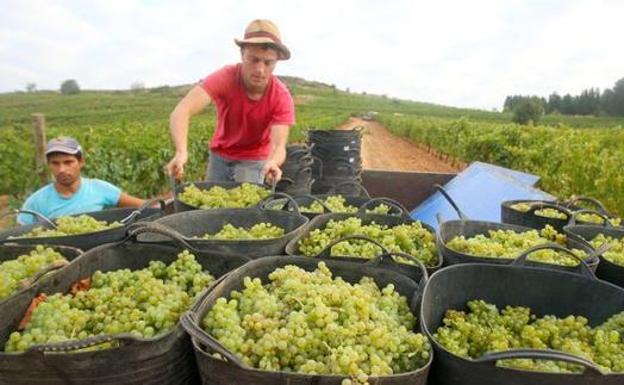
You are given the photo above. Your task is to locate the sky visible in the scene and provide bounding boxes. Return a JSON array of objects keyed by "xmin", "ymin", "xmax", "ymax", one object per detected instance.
[{"xmin": 1, "ymin": 0, "xmax": 623, "ymax": 110}]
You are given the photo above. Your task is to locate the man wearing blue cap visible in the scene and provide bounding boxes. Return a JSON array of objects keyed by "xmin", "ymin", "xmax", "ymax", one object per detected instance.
[{"xmin": 17, "ymin": 136, "xmax": 145, "ymax": 224}]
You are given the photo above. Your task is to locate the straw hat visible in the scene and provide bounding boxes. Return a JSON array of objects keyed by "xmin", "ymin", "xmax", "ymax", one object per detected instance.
[{"xmin": 234, "ymin": 19, "xmax": 291, "ymax": 60}]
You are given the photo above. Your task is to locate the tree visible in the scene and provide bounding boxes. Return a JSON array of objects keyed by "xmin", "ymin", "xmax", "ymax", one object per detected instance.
[
  {"xmin": 610, "ymin": 77, "xmax": 624, "ymax": 116},
  {"xmin": 512, "ymin": 98, "xmax": 544, "ymax": 125},
  {"xmin": 130, "ymin": 81, "xmax": 145, "ymax": 91},
  {"xmin": 561, "ymin": 94, "xmax": 574, "ymax": 115},
  {"xmin": 26, "ymin": 83, "xmax": 37, "ymax": 93},
  {"xmin": 60, "ymin": 79, "xmax": 80, "ymax": 95},
  {"xmin": 547, "ymin": 92, "xmax": 561, "ymax": 114}
]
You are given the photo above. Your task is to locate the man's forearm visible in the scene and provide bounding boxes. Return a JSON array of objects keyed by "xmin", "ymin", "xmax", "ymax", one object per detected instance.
[
  {"xmin": 169, "ymin": 109, "xmax": 189, "ymax": 155},
  {"xmin": 267, "ymin": 145, "xmax": 286, "ymax": 166},
  {"xmin": 266, "ymin": 125, "xmax": 289, "ymax": 165}
]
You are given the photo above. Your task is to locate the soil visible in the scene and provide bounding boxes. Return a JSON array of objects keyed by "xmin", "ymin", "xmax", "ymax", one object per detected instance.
[{"xmin": 338, "ymin": 118, "xmax": 465, "ymax": 172}]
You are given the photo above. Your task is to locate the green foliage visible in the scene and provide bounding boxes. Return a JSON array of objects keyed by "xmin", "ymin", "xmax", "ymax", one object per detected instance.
[
  {"xmin": 379, "ymin": 114, "xmax": 624, "ymax": 215},
  {"xmin": 2, "ymin": 79, "xmax": 624, "ymax": 215},
  {"xmin": 512, "ymin": 98, "xmax": 544, "ymax": 125},
  {"xmin": 60, "ymin": 79, "xmax": 80, "ymax": 95}
]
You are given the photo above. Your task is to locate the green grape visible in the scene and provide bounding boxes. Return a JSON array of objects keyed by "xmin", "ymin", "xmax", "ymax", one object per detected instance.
[
  {"xmin": 446, "ymin": 225, "xmax": 585, "ymax": 266},
  {"xmin": 299, "ymin": 196, "xmax": 397, "ymax": 217},
  {"xmin": 13, "ymin": 215, "xmax": 122, "ymax": 238},
  {"xmin": 4, "ymin": 250, "xmax": 214, "ymax": 353},
  {"xmin": 200, "ymin": 223, "xmax": 285, "ymax": 240},
  {"xmin": 0, "ymin": 245, "xmax": 68, "ymax": 301},
  {"xmin": 300, "ymin": 195, "xmax": 357, "ymax": 214},
  {"xmin": 297, "ymin": 217, "xmax": 438, "ymax": 267},
  {"xmin": 589, "ymin": 234, "xmax": 624, "ymax": 266},
  {"xmin": 202, "ymin": 262, "xmax": 431, "ymax": 380},
  {"xmin": 178, "ymin": 183, "xmax": 270, "ymax": 209},
  {"xmin": 575, "ymin": 213, "xmax": 622, "ymax": 227},
  {"xmin": 511, "ymin": 203, "xmax": 568, "ymax": 220},
  {"xmin": 434, "ymin": 299, "xmax": 624, "ymax": 374},
  {"xmin": 365, "ymin": 204, "xmax": 392, "ymax": 215}
]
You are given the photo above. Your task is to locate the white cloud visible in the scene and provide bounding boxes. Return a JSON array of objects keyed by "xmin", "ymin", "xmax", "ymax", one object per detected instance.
[{"xmin": 1, "ymin": 0, "xmax": 623, "ymax": 109}]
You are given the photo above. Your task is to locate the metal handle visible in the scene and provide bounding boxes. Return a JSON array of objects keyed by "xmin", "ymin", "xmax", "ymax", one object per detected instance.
[
  {"xmin": 286, "ymin": 148, "xmax": 311, "ymax": 159},
  {"xmin": 26, "ymin": 333, "xmax": 141, "ymax": 353},
  {"xmin": 434, "ymin": 184, "xmax": 468, "ymax": 220},
  {"xmin": 511, "ymin": 243, "xmax": 596, "ymax": 279},
  {"xmin": 525, "ymin": 202, "xmax": 572, "ymax": 218},
  {"xmin": 314, "ymin": 234, "xmax": 389, "ymax": 258},
  {"xmin": 358, "ymin": 197, "xmax": 410, "ymax": 217},
  {"xmin": 124, "ymin": 222, "xmax": 197, "ymax": 251},
  {"xmin": 18, "ymin": 260, "xmax": 69, "ymax": 289},
  {"xmin": 568, "ymin": 209, "xmax": 613, "ymax": 227},
  {"xmin": 1, "ymin": 209, "xmax": 57, "ymax": 228},
  {"xmin": 119, "ymin": 199, "xmax": 167, "ymax": 225},
  {"xmin": 367, "ymin": 251, "xmax": 429, "ymax": 282},
  {"xmin": 563, "ymin": 196, "xmax": 609, "ymax": 215},
  {"xmin": 180, "ymin": 312, "xmax": 245, "ymax": 368},
  {"xmin": 327, "ymin": 181, "xmax": 370, "ymax": 198},
  {"xmin": 256, "ymin": 192, "xmax": 301, "ymax": 215},
  {"xmin": 169, "ymin": 175, "xmax": 180, "ymax": 199},
  {"xmin": 474, "ymin": 348, "xmax": 604, "ymax": 375}
]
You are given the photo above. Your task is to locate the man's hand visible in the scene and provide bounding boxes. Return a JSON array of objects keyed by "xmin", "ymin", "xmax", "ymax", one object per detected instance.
[
  {"xmin": 166, "ymin": 152, "xmax": 188, "ymax": 180},
  {"xmin": 262, "ymin": 160, "xmax": 282, "ymax": 185}
]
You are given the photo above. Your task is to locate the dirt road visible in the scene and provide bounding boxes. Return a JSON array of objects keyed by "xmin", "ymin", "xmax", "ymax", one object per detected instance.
[{"xmin": 339, "ymin": 118, "xmax": 463, "ymax": 173}]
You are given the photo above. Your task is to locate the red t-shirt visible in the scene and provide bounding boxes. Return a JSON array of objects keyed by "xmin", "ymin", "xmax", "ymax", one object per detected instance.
[{"xmin": 200, "ymin": 64, "xmax": 295, "ymax": 160}]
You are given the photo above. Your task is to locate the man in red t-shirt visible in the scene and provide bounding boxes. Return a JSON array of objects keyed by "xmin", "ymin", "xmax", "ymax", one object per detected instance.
[{"xmin": 166, "ymin": 19, "xmax": 295, "ymax": 185}]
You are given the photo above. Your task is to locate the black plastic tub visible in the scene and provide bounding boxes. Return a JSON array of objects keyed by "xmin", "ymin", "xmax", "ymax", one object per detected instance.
[
  {"xmin": 181, "ymin": 255, "xmax": 432, "ymax": 385},
  {"xmin": 564, "ymin": 218, "xmax": 624, "ymax": 287},
  {"xmin": 501, "ymin": 200, "xmax": 571, "ymax": 232},
  {"xmin": 269, "ymin": 194, "xmax": 409, "ymax": 220},
  {"xmin": 0, "ymin": 201, "xmax": 166, "ymax": 250},
  {"xmin": 501, "ymin": 197, "xmax": 621, "ymax": 232},
  {"xmin": 0, "ymin": 225, "xmax": 250, "ymax": 385},
  {"xmin": 144, "ymin": 203, "xmax": 309, "ymax": 258},
  {"xmin": 421, "ymin": 246, "xmax": 624, "ymax": 385},
  {"xmin": 0, "ymin": 244, "xmax": 82, "ymax": 309},
  {"xmin": 285, "ymin": 212, "xmax": 442, "ymax": 273},
  {"xmin": 437, "ymin": 186, "xmax": 599, "ymax": 273}
]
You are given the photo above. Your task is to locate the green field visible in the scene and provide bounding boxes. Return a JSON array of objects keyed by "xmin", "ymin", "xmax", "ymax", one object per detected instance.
[{"xmin": 1, "ymin": 77, "xmax": 623, "ymax": 215}]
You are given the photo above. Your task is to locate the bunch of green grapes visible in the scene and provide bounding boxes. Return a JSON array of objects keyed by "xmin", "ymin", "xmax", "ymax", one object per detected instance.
[
  {"xmin": 0, "ymin": 246, "xmax": 67, "ymax": 301},
  {"xmin": 510, "ymin": 203, "xmax": 568, "ymax": 220},
  {"xmin": 4, "ymin": 250, "xmax": 214, "ymax": 352},
  {"xmin": 203, "ymin": 262, "xmax": 431, "ymax": 384},
  {"xmin": 297, "ymin": 217, "xmax": 438, "ymax": 266},
  {"xmin": 434, "ymin": 299, "xmax": 624, "ymax": 374},
  {"xmin": 365, "ymin": 204, "xmax": 393, "ymax": 215},
  {"xmin": 300, "ymin": 195, "xmax": 358, "ymax": 214},
  {"xmin": 14, "ymin": 215, "xmax": 122, "ymax": 238},
  {"xmin": 299, "ymin": 196, "xmax": 395, "ymax": 216},
  {"xmin": 590, "ymin": 234, "xmax": 624, "ymax": 266},
  {"xmin": 575, "ymin": 213, "xmax": 622, "ymax": 227},
  {"xmin": 446, "ymin": 225, "xmax": 586, "ymax": 266},
  {"xmin": 200, "ymin": 223, "xmax": 285, "ymax": 240},
  {"xmin": 178, "ymin": 183, "xmax": 270, "ymax": 209}
]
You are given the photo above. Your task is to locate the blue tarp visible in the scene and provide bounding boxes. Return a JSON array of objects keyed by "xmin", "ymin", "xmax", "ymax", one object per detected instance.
[{"xmin": 410, "ymin": 162, "xmax": 555, "ymax": 230}]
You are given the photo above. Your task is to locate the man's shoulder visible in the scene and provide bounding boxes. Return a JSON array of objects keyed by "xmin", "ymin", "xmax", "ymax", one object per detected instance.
[
  {"xmin": 208, "ymin": 64, "xmax": 239, "ymax": 82},
  {"xmin": 27, "ymin": 184, "xmax": 55, "ymax": 200},
  {"xmin": 83, "ymin": 178, "xmax": 120, "ymax": 190},
  {"xmin": 272, "ymin": 76, "xmax": 292, "ymax": 96}
]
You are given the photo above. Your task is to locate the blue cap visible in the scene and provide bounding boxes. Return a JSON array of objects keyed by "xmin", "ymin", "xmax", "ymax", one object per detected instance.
[{"xmin": 45, "ymin": 137, "xmax": 82, "ymax": 156}]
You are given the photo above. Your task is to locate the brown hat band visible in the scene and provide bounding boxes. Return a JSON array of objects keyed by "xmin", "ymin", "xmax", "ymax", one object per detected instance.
[{"xmin": 244, "ymin": 31, "xmax": 282, "ymax": 44}]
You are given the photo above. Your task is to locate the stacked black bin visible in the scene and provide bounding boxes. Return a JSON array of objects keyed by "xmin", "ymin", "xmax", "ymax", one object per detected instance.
[
  {"xmin": 276, "ymin": 144, "xmax": 314, "ymax": 196},
  {"xmin": 308, "ymin": 128, "xmax": 363, "ymax": 195}
]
